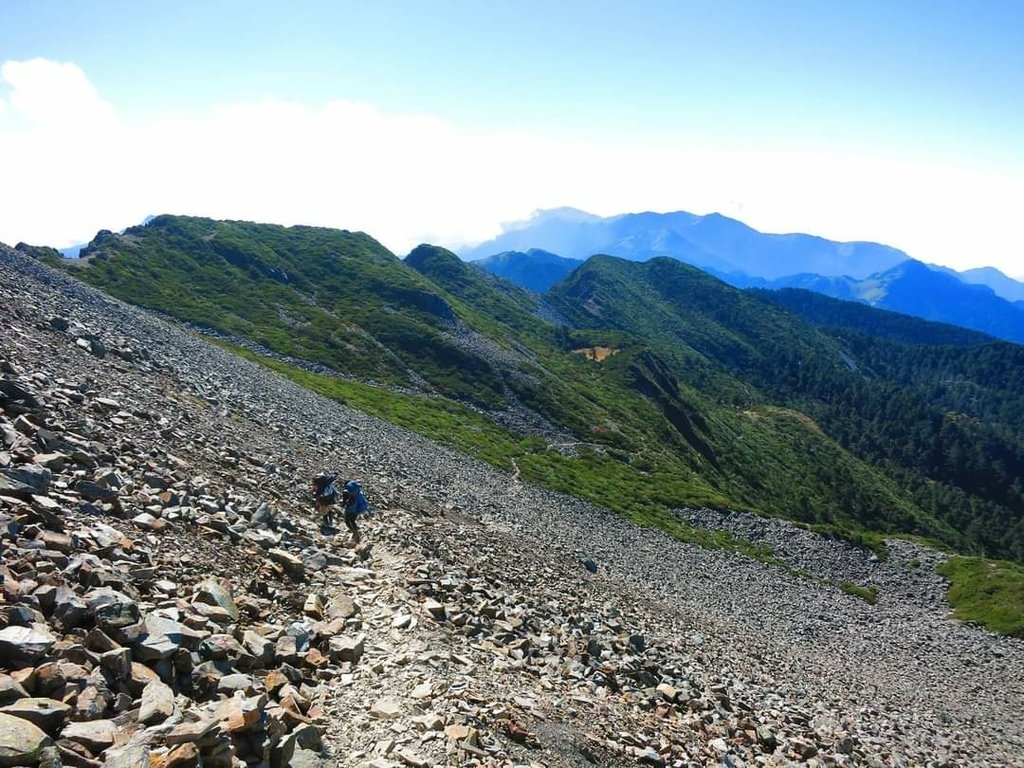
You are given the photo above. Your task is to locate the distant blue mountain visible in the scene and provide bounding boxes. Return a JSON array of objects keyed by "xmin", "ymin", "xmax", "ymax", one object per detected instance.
[
  {"xmin": 756, "ymin": 260, "xmax": 1024, "ymax": 344},
  {"xmin": 462, "ymin": 207, "xmax": 909, "ymax": 279},
  {"xmin": 955, "ymin": 266, "xmax": 1024, "ymax": 303},
  {"xmin": 471, "ymin": 249, "xmax": 581, "ymax": 292}
]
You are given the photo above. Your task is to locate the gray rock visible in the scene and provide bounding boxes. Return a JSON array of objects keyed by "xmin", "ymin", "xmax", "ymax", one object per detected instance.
[
  {"xmin": 0, "ymin": 465, "xmax": 50, "ymax": 493},
  {"xmin": 370, "ymin": 697, "xmax": 403, "ymax": 720},
  {"xmin": 193, "ymin": 578, "xmax": 239, "ymax": 621},
  {"xmin": 216, "ymin": 673, "xmax": 256, "ymax": 695},
  {"xmin": 0, "ymin": 698, "xmax": 71, "ymax": 737},
  {"xmin": 0, "ymin": 712, "xmax": 52, "ymax": 767},
  {"xmin": 0, "ymin": 676, "xmax": 29, "ymax": 706},
  {"xmin": 199, "ymin": 634, "xmax": 243, "ymax": 661},
  {"xmin": 101, "ymin": 745, "xmax": 151, "ymax": 768},
  {"xmin": 51, "ymin": 590, "xmax": 88, "ymax": 631},
  {"xmin": 138, "ymin": 679, "xmax": 175, "ymax": 725},
  {"xmin": 242, "ymin": 630, "xmax": 275, "ymax": 666},
  {"xmin": 59, "ymin": 718, "xmax": 117, "ymax": 754},
  {"xmin": 421, "ymin": 599, "xmax": 445, "ymax": 621},
  {"xmin": 268, "ymin": 548, "xmax": 304, "ymax": 577},
  {"xmin": 0, "ymin": 625, "xmax": 56, "ymax": 665},
  {"xmin": 88, "ymin": 590, "xmax": 141, "ymax": 632},
  {"xmin": 326, "ymin": 595, "xmax": 358, "ymax": 620},
  {"xmin": 328, "ymin": 634, "xmax": 365, "ymax": 664},
  {"xmin": 74, "ymin": 480, "xmax": 117, "ymax": 502}
]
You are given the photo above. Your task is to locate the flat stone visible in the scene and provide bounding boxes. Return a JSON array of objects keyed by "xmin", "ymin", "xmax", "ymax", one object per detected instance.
[
  {"xmin": 370, "ymin": 697, "xmax": 403, "ymax": 720},
  {"xmin": 162, "ymin": 741, "xmax": 200, "ymax": 768},
  {"xmin": 326, "ymin": 595, "xmax": 358, "ymax": 620},
  {"xmin": 656, "ymin": 683, "xmax": 678, "ymax": 702},
  {"xmin": 88, "ymin": 589, "xmax": 140, "ymax": 632},
  {"xmin": 444, "ymin": 724, "xmax": 472, "ymax": 741},
  {"xmin": 0, "ymin": 624, "xmax": 56, "ymax": 665},
  {"xmin": 36, "ymin": 530, "xmax": 72, "ymax": 554},
  {"xmin": 0, "ymin": 712, "xmax": 52, "ymax": 766},
  {"xmin": 219, "ymin": 695, "xmax": 265, "ymax": 734},
  {"xmin": 165, "ymin": 718, "xmax": 219, "ymax": 746},
  {"xmin": 412, "ymin": 714, "xmax": 443, "ymax": 731},
  {"xmin": 126, "ymin": 662, "xmax": 161, "ymax": 697},
  {"xmin": 60, "ymin": 718, "xmax": 117, "ymax": 754},
  {"xmin": 396, "ymin": 748, "xmax": 430, "ymax": 768},
  {"xmin": 242, "ymin": 630, "xmax": 275, "ymax": 666},
  {"xmin": 132, "ymin": 512, "xmax": 166, "ymax": 531},
  {"xmin": 1, "ymin": 465, "xmax": 50, "ymax": 493},
  {"xmin": 0, "ymin": 697, "xmax": 71, "ymax": 735},
  {"xmin": 410, "ymin": 682, "xmax": 433, "ymax": 700},
  {"xmin": 216, "ymin": 673, "xmax": 256, "ymax": 695},
  {"xmin": 302, "ymin": 593, "xmax": 324, "ymax": 619},
  {"xmin": 32, "ymin": 453, "xmax": 68, "ymax": 472}
]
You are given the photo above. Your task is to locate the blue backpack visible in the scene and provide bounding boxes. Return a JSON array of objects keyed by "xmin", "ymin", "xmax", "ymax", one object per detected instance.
[{"xmin": 344, "ymin": 480, "xmax": 369, "ymax": 514}]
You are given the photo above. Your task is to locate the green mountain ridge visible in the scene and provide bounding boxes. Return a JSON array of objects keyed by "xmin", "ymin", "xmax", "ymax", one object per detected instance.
[{"xmin": 39, "ymin": 215, "xmax": 1024, "ymax": 566}]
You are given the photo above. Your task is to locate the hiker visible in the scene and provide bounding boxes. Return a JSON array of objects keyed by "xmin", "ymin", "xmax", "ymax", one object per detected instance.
[
  {"xmin": 339, "ymin": 479, "xmax": 369, "ymax": 544},
  {"xmin": 312, "ymin": 473, "xmax": 339, "ymax": 528}
]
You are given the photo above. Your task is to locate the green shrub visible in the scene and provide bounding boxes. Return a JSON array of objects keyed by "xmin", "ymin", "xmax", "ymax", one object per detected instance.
[
  {"xmin": 937, "ymin": 557, "xmax": 1024, "ymax": 637},
  {"xmin": 840, "ymin": 581, "xmax": 879, "ymax": 604}
]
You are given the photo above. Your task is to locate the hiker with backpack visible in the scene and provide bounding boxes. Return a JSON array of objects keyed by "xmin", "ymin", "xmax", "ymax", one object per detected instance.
[
  {"xmin": 312, "ymin": 473, "xmax": 339, "ymax": 528},
  {"xmin": 339, "ymin": 479, "xmax": 369, "ymax": 544}
]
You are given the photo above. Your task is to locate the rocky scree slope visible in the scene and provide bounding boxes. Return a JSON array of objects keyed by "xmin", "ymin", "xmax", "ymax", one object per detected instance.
[{"xmin": 0, "ymin": 244, "xmax": 1022, "ymax": 768}]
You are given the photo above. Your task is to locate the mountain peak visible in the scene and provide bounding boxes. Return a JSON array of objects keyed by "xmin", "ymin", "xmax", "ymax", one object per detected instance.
[{"xmin": 460, "ymin": 208, "xmax": 909, "ymax": 279}]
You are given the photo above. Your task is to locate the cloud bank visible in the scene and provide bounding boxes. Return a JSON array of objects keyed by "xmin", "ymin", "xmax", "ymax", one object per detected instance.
[{"xmin": 0, "ymin": 58, "xmax": 1020, "ymax": 276}]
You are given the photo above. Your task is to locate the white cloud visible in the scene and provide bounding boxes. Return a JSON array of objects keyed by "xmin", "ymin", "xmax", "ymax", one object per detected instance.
[
  {"xmin": 0, "ymin": 59, "xmax": 115, "ymax": 127},
  {"xmin": 0, "ymin": 58, "xmax": 1021, "ymax": 278}
]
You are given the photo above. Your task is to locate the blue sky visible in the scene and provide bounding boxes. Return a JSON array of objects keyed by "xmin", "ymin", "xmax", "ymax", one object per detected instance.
[{"xmin": 1, "ymin": 1, "xmax": 1022, "ymax": 275}]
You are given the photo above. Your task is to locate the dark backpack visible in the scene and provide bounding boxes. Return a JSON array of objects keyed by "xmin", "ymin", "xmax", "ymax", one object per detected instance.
[{"xmin": 312, "ymin": 474, "xmax": 337, "ymax": 503}]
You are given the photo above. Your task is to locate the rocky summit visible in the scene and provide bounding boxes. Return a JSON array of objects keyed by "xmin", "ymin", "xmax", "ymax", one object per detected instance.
[{"xmin": 0, "ymin": 243, "xmax": 1022, "ymax": 768}]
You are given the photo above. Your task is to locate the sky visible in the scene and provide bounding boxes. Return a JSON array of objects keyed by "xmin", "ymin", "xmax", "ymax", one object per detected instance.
[{"xmin": 1, "ymin": 0, "xmax": 1022, "ymax": 276}]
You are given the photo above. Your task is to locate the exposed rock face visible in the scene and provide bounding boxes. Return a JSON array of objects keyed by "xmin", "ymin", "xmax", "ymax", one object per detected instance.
[{"xmin": 0, "ymin": 243, "xmax": 1022, "ymax": 767}]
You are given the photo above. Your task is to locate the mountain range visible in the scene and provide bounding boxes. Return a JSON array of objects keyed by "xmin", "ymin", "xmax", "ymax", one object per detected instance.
[
  {"xmin": 22, "ymin": 214, "xmax": 1024, "ymax": 571},
  {"xmin": 463, "ymin": 208, "xmax": 1024, "ymax": 343}
]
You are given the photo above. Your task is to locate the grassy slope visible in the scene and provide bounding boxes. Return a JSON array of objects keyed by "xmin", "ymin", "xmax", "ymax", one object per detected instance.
[
  {"xmin": 71, "ymin": 217, "xmax": 509, "ymax": 405},
  {"xmin": 938, "ymin": 557, "xmax": 1024, "ymax": 637}
]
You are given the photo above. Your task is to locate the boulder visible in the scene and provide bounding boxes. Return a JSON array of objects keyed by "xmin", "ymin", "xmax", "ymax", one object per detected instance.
[
  {"xmin": 59, "ymin": 718, "xmax": 117, "ymax": 755},
  {"xmin": 0, "ymin": 712, "xmax": 52, "ymax": 767},
  {"xmin": 102, "ymin": 745, "xmax": 151, "ymax": 768},
  {"xmin": 0, "ymin": 675, "xmax": 29, "ymax": 706},
  {"xmin": 0, "ymin": 697, "xmax": 71, "ymax": 735},
  {"xmin": 139, "ymin": 679, "xmax": 175, "ymax": 725},
  {"xmin": 0, "ymin": 625, "xmax": 56, "ymax": 666},
  {"xmin": 1, "ymin": 465, "xmax": 50, "ymax": 494}
]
